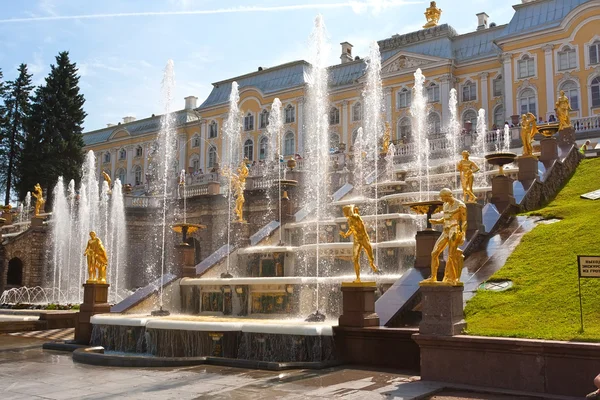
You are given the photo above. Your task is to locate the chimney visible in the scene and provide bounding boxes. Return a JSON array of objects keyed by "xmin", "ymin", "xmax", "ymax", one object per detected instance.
[
  {"xmin": 107, "ymin": 123, "xmax": 116, "ymax": 127},
  {"xmin": 184, "ymin": 96, "xmax": 198, "ymax": 110},
  {"xmin": 476, "ymin": 12, "xmax": 489, "ymax": 30},
  {"xmin": 340, "ymin": 42, "xmax": 353, "ymax": 64},
  {"xmin": 122, "ymin": 116, "xmax": 136, "ymax": 124}
]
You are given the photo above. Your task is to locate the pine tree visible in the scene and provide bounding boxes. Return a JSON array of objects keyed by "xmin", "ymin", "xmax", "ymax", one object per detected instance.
[
  {"xmin": 19, "ymin": 52, "xmax": 86, "ymax": 201},
  {"xmin": 1, "ymin": 64, "xmax": 33, "ymax": 205},
  {"xmin": 0, "ymin": 69, "xmax": 7, "ymax": 187}
]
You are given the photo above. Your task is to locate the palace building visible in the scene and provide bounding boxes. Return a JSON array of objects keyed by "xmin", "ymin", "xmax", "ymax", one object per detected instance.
[{"xmin": 82, "ymin": 0, "xmax": 600, "ymax": 189}]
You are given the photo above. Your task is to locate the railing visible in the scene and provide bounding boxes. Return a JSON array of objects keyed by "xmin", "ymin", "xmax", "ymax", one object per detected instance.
[
  {"xmin": 187, "ymin": 172, "xmax": 219, "ymax": 185},
  {"xmin": 124, "ymin": 196, "xmax": 162, "ymax": 208},
  {"xmin": 572, "ymin": 115, "xmax": 600, "ymax": 133},
  {"xmin": 184, "ymin": 186, "xmax": 209, "ymax": 197}
]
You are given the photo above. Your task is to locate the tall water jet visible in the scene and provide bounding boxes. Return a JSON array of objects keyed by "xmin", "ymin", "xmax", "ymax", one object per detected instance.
[
  {"xmin": 266, "ymin": 99, "xmax": 283, "ymax": 242},
  {"xmin": 352, "ymin": 127, "xmax": 366, "ymax": 195},
  {"xmin": 108, "ymin": 179, "xmax": 127, "ymax": 301},
  {"xmin": 502, "ymin": 123, "xmax": 511, "ymax": 153},
  {"xmin": 385, "ymin": 143, "xmax": 396, "ymax": 182},
  {"xmin": 410, "ymin": 68, "xmax": 429, "ymax": 200},
  {"xmin": 51, "ymin": 177, "xmax": 69, "ymax": 302},
  {"xmin": 473, "ymin": 108, "xmax": 488, "ymax": 187},
  {"xmin": 448, "ymin": 88, "xmax": 460, "ymax": 189},
  {"xmin": 24, "ymin": 191, "xmax": 31, "ymax": 221},
  {"xmin": 304, "ymin": 14, "xmax": 330, "ymax": 321}
]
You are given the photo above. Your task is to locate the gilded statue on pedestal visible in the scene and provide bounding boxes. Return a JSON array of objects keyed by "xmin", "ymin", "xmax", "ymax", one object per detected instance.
[
  {"xmin": 423, "ymin": 1, "xmax": 442, "ymax": 29},
  {"xmin": 340, "ymin": 205, "xmax": 380, "ymax": 283},
  {"xmin": 32, "ymin": 183, "xmax": 45, "ymax": 216},
  {"xmin": 520, "ymin": 112, "xmax": 539, "ymax": 157},
  {"xmin": 223, "ymin": 158, "xmax": 249, "ymax": 223},
  {"xmin": 84, "ymin": 231, "xmax": 108, "ymax": 284},
  {"xmin": 457, "ymin": 150, "xmax": 480, "ymax": 203},
  {"xmin": 422, "ymin": 188, "xmax": 466, "ymax": 286},
  {"xmin": 382, "ymin": 122, "xmax": 391, "ymax": 155},
  {"xmin": 555, "ymin": 90, "xmax": 572, "ymax": 130}
]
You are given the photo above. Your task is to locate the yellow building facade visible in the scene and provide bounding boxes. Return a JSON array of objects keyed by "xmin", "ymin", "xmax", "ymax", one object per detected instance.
[{"xmin": 82, "ymin": 0, "xmax": 600, "ymax": 188}]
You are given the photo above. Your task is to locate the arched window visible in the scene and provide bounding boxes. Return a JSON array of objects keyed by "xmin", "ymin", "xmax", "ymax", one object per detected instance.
[
  {"xmin": 518, "ymin": 55, "xmax": 535, "ymax": 78},
  {"xmin": 133, "ymin": 165, "xmax": 142, "ymax": 186},
  {"xmin": 192, "ymin": 134, "xmax": 201, "ymax": 148},
  {"xmin": 559, "ymin": 81, "xmax": 579, "ymax": 110},
  {"xmin": 244, "ymin": 112, "xmax": 254, "ymax": 131},
  {"xmin": 329, "ymin": 107, "xmax": 340, "ymax": 125},
  {"xmin": 493, "ymin": 106, "xmax": 505, "ymax": 129},
  {"xmin": 259, "ymin": 137, "xmax": 268, "ymax": 160},
  {"xmin": 116, "ymin": 168, "xmax": 126, "ymax": 184},
  {"xmin": 589, "ymin": 41, "xmax": 600, "ymax": 65},
  {"xmin": 329, "ymin": 133, "xmax": 340, "ymax": 149},
  {"xmin": 558, "ymin": 46, "xmax": 576, "ymax": 71},
  {"xmin": 208, "ymin": 146, "xmax": 217, "ymax": 168},
  {"xmin": 352, "ymin": 102, "xmax": 362, "ymax": 122},
  {"xmin": 285, "ymin": 105, "xmax": 295, "ymax": 123},
  {"xmin": 462, "ymin": 80, "xmax": 477, "ymax": 102},
  {"xmin": 462, "ymin": 110, "xmax": 478, "ymax": 130},
  {"xmin": 209, "ymin": 121, "xmax": 218, "ymax": 138},
  {"xmin": 493, "ymin": 74, "xmax": 503, "ymax": 97},
  {"xmin": 135, "ymin": 145, "xmax": 143, "ymax": 157},
  {"xmin": 427, "ymin": 83, "xmax": 440, "ymax": 103},
  {"xmin": 397, "ymin": 88, "xmax": 411, "ymax": 108},
  {"xmin": 103, "ymin": 152, "xmax": 111, "ymax": 163},
  {"xmin": 398, "ymin": 118, "xmax": 411, "ymax": 142},
  {"xmin": 284, "ymin": 132, "xmax": 295, "ymax": 156},
  {"xmin": 7, "ymin": 258, "xmax": 23, "ymax": 286},
  {"xmin": 259, "ymin": 109, "xmax": 269, "ymax": 129},
  {"xmin": 243, "ymin": 139, "xmax": 254, "ymax": 161},
  {"xmin": 592, "ymin": 77, "xmax": 600, "ymax": 108},
  {"xmin": 427, "ymin": 113, "xmax": 441, "ymax": 136},
  {"xmin": 189, "ymin": 156, "xmax": 200, "ymax": 173},
  {"xmin": 518, "ymin": 88, "xmax": 536, "ymax": 115},
  {"xmin": 118, "ymin": 148, "xmax": 126, "ymax": 160}
]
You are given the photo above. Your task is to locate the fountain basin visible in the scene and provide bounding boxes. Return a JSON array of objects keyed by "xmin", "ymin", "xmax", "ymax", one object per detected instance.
[
  {"xmin": 485, "ymin": 152, "xmax": 518, "ymax": 175},
  {"xmin": 537, "ymin": 122, "xmax": 560, "ymax": 137}
]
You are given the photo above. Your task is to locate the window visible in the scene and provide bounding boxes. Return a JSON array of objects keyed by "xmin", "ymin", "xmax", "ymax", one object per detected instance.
[
  {"xmin": 192, "ymin": 134, "xmax": 200, "ymax": 148},
  {"xmin": 462, "ymin": 80, "xmax": 476, "ymax": 102},
  {"xmin": 192, "ymin": 158, "xmax": 200, "ymax": 173},
  {"xmin": 117, "ymin": 168, "xmax": 126, "ymax": 184},
  {"xmin": 259, "ymin": 137, "xmax": 268, "ymax": 160},
  {"xmin": 560, "ymin": 81, "xmax": 579, "ymax": 110},
  {"xmin": 590, "ymin": 41, "xmax": 600, "ymax": 65},
  {"xmin": 558, "ymin": 47, "xmax": 577, "ymax": 70},
  {"xmin": 118, "ymin": 148, "xmax": 126, "ymax": 160},
  {"xmin": 493, "ymin": 106, "xmax": 504, "ymax": 129},
  {"xmin": 259, "ymin": 109, "xmax": 269, "ymax": 129},
  {"xmin": 284, "ymin": 131, "xmax": 295, "ymax": 156},
  {"xmin": 518, "ymin": 88, "xmax": 536, "ymax": 115},
  {"xmin": 427, "ymin": 113, "xmax": 441, "ymax": 136},
  {"xmin": 103, "ymin": 152, "xmax": 111, "ymax": 163},
  {"xmin": 329, "ymin": 133, "xmax": 340, "ymax": 149},
  {"xmin": 329, "ymin": 107, "xmax": 340, "ymax": 125},
  {"xmin": 398, "ymin": 118, "xmax": 411, "ymax": 142},
  {"xmin": 285, "ymin": 105, "xmax": 295, "ymax": 123},
  {"xmin": 427, "ymin": 83, "xmax": 440, "ymax": 103},
  {"xmin": 133, "ymin": 165, "xmax": 142, "ymax": 186},
  {"xmin": 398, "ymin": 88, "xmax": 411, "ymax": 108},
  {"xmin": 493, "ymin": 75, "xmax": 503, "ymax": 97},
  {"xmin": 244, "ymin": 113, "xmax": 254, "ymax": 131},
  {"xmin": 209, "ymin": 121, "xmax": 218, "ymax": 138},
  {"xmin": 591, "ymin": 77, "xmax": 600, "ymax": 108},
  {"xmin": 352, "ymin": 102, "xmax": 362, "ymax": 122},
  {"xmin": 518, "ymin": 55, "xmax": 535, "ymax": 78},
  {"xmin": 208, "ymin": 146, "xmax": 217, "ymax": 168},
  {"xmin": 243, "ymin": 139, "xmax": 254, "ymax": 161},
  {"xmin": 462, "ymin": 110, "xmax": 477, "ymax": 130},
  {"xmin": 135, "ymin": 145, "xmax": 143, "ymax": 157}
]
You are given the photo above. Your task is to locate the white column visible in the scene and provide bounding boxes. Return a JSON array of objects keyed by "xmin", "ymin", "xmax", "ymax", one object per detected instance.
[
  {"xmin": 384, "ymin": 87, "xmax": 392, "ymax": 125},
  {"xmin": 200, "ymin": 121, "xmax": 207, "ymax": 171},
  {"xmin": 479, "ymin": 72, "xmax": 489, "ymax": 125},
  {"xmin": 501, "ymin": 53, "xmax": 514, "ymax": 120},
  {"xmin": 125, "ymin": 145, "xmax": 134, "ymax": 185},
  {"xmin": 178, "ymin": 133, "xmax": 187, "ymax": 174},
  {"xmin": 543, "ymin": 44, "xmax": 555, "ymax": 118},
  {"xmin": 440, "ymin": 74, "xmax": 452, "ymax": 128},
  {"xmin": 297, "ymin": 97, "xmax": 304, "ymax": 156},
  {"xmin": 110, "ymin": 148, "xmax": 117, "ymax": 178},
  {"xmin": 342, "ymin": 100, "xmax": 349, "ymax": 147}
]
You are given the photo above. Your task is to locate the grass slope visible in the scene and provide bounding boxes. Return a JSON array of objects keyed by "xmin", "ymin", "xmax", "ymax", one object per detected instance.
[{"xmin": 465, "ymin": 158, "xmax": 600, "ymax": 341}]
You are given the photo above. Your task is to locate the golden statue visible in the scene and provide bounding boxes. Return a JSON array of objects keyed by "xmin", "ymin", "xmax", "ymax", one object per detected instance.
[
  {"xmin": 340, "ymin": 205, "xmax": 380, "ymax": 283},
  {"xmin": 32, "ymin": 183, "xmax": 45, "ymax": 216},
  {"xmin": 102, "ymin": 171, "xmax": 112, "ymax": 188},
  {"xmin": 83, "ymin": 231, "xmax": 108, "ymax": 284},
  {"xmin": 520, "ymin": 112, "xmax": 539, "ymax": 157},
  {"xmin": 457, "ymin": 150, "xmax": 480, "ymax": 203},
  {"xmin": 421, "ymin": 188, "xmax": 466, "ymax": 286},
  {"xmin": 423, "ymin": 1, "xmax": 442, "ymax": 29},
  {"xmin": 382, "ymin": 122, "xmax": 391, "ymax": 154},
  {"xmin": 555, "ymin": 90, "xmax": 572, "ymax": 130},
  {"xmin": 223, "ymin": 158, "xmax": 249, "ymax": 223}
]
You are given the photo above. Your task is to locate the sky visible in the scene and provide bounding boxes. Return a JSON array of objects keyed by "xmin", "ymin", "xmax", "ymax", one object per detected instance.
[{"xmin": 0, "ymin": 0, "xmax": 517, "ymax": 132}]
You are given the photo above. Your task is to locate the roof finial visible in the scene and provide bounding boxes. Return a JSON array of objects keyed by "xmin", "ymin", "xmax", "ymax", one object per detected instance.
[{"xmin": 423, "ymin": 1, "xmax": 442, "ymax": 29}]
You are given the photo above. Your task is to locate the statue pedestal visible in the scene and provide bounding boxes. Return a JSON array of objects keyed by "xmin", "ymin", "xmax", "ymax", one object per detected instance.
[
  {"xmin": 517, "ymin": 155, "xmax": 538, "ymax": 181},
  {"xmin": 540, "ymin": 137, "xmax": 559, "ymax": 162},
  {"xmin": 490, "ymin": 175, "xmax": 515, "ymax": 213},
  {"xmin": 558, "ymin": 126, "xmax": 575, "ymax": 147},
  {"xmin": 466, "ymin": 202, "xmax": 485, "ymax": 235},
  {"xmin": 419, "ymin": 284, "xmax": 465, "ymax": 336},
  {"xmin": 74, "ymin": 283, "xmax": 110, "ymax": 345},
  {"xmin": 177, "ymin": 244, "xmax": 196, "ymax": 278},
  {"xmin": 415, "ymin": 230, "xmax": 442, "ymax": 269},
  {"xmin": 31, "ymin": 215, "xmax": 46, "ymax": 227},
  {"xmin": 232, "ymin": 221, "xmax": 251, "ymax": 248},
  {"xmin": 338, "ymin": 283, "xmax": 379, "ymax": 328}
]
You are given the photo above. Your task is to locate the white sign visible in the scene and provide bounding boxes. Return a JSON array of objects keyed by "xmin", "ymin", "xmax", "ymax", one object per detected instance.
[
  {"xmin": 581, "ymin": 189, "xmax": 600, "ymax": 200},
  {"xmin": 578, "ymin": 256, "xmax": 600, "ymax": 278}
]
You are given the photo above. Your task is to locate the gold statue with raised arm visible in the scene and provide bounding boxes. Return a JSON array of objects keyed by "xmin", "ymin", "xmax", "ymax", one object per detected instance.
[
  {"xmin": 382, "ymin": 122, "xmax": 391, "ymax": 155},
  {"xmin": 423, "ymin": 1, "xmax": 442, "ymax": 28},
  {"xmin": 555, "ymin": 90, "xmax": 572, "ymax": 130},
  {"xmin": 32, "ymin": 183, "xmax": 45, "ymax": 216},
  {"xmin": 457, "ymin": 150, "xmax": 480, "ymax": 203},
  {"xmin": 84, "ymin": 231, "xmax": 108, "ymax": 284},
  {"xmin": 223, "ymin": 158, "xmax": 249, "ymax": 223},
  {"xmin": 520, "ymin": 112, "xmax": 539, "ymax": 157},
  {"xmin": 421, "ymin": 188, "xmax": 467, "ymax": 286},
  {"xmin": 340, "ymin": 205, "xmax": 380, "ymax": 283}
]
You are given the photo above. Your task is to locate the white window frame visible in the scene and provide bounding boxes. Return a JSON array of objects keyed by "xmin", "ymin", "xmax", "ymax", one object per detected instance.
[
  {"xmin": 244, "ymin": 112, "xmax": 254, "ymax": 132},
  {"xmin": 352, "ymin": 102, "xmax": 362, "ymax": 122},
  {"xmin": 559, "ymin": 80, "xmax": 580, "ymax": 111},
  {"xmin": 135, "ymin": 146, "xmax": 143, "ymax": 158},
  {"xmin": 516, "ymin": 54, "xmax": 536, "ymax": 79},
  {"xmin": 243, "ymin": 139, "xmax": 254, "ymax": 161},
  {"xmin": 427, "ymin": 84, "xmax": 440, "ymax": 103},
  {"xmin": 427, "ymin": 112, "xmax": 441, "ymax": 136},
  {"xmin": 284, "ymin": 105, "xmax": 295, "ymax": 124},
  {"xmin": 259, "ymin": 136, "xmax": 268, "ymax": 160},
  {"xmin": 397, "ymin": 88, "xmax": 411, "ymax": 109},
  {"xmin": 493, "ymin": 105, "xmax": 505, "ymax": 128},
  {"xmin": 133, "ymin": 166, "xmax": 142, "ymax": 186},
  {"xmin": 518, "ymin": 88, "xmax": 537, "ymax": 116},
  {"xmin": 492, "ymin": 74, "xmax": 503, "ymax": 97},
  {"xmin": 284, "ymin": 131, "xmax": 295, "ymax": 156},
  {"xmin": 103, "ymin": 152, "xmax": 111, "ymax": 164},
  {"xmin": 397, "ymin": 117, "xmax": 411, "ymax": 142},
  {"xmin": 117, "ymin": 168, "xmax": 126, "ymax": 184},
  {"xmin": 209, "ymin": 121, "xmax": 218, "ymax": 138},
  {"xmin": 259, "ymin": 109, "xmax": 269, "ymax": 129},
  {"xmin": 192, "ymin": 134, "xmax": 201, "ymax": 148},
  {"xmin": 462, "ymin": 109, "xmax": 478, "ymax": 130},
  {"xmin": 329, "ymin": 106, "xmax": 340, "ymax": 125},
  {"xmin": 208, "ymin": 146, "xmax": 217, "ymax": 168},
  {"xmin": 589, "ymin": 41, "xmax": 600, "ymax": 66},
  {"xmin": 461, "ymin": 80, "xmax": 477, "ymax": 102},
  {"xmin": 118, "ymin": 148, "xmax": 126, "ymax": 160},
  {"xmin": 590, "ymin": 76, "xmax": 600, "ymax": 109},
  {"xmin": 557, "ymin": 46, "xmax": 577, "ymax": 71}
]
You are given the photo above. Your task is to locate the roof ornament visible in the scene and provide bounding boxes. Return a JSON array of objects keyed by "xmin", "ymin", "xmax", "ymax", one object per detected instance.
[{"xmin": 423, "ymin": 1, "xmax": 442, "ymax": 29}]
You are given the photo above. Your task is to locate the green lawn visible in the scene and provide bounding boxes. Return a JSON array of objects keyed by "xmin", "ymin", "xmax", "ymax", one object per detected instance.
[{"xmin": 464, "ymin": 157, "xmax": 600, "ymax": 341}]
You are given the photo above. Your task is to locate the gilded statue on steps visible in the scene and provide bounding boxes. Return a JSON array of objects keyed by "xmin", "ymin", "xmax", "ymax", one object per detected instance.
[
  {"xmin": 520, "ymin": 112, "xmax": 539, "ymax": 157},
  {"xmin": 457, "ymin": 150, "xmax": 480, "ymax": 203},
  {"xmin": 223, "ymin": 158, "xmax": 249, "ymax": 223},
  {"xmin": 84, "ymin": 231, "xmax": 108, "ymax": 284},
  {"xmin": 382, "ymin": 122, "xmax": 391, "ymax": 155},
  {"xmin": 32, "ymin": 183, "xmax": 45, "ymax": 216},
  {"xmin": 421, "ymin": 188, "xmax": 466, "ymax": 286},
  {"xmin": 423, "ymin": 1, "xmax": 442, "ymax": 29},
  {"xmin": 555, "ymin": 90, "xmax": 572, "ymax": 130},
  {"xmin": 102, "ymin": 171, "xmax": 112, "ymax": 195},
  {"xmin": 340, "ymin": 205, "xmax": 380, "ymax": 283}
]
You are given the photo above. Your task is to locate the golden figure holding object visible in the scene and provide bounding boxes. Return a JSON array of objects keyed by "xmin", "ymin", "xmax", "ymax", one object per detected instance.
[
  {"xmin": 223, "ymin": 158, "xmax": 249, "ymax": 223},
  {"xmin": 421, "ymin": 189, "xmax": 467, "ymax": 286},
  {"xmin": 555, "ymin": 90, "xmax": 572, "ymax": 131},
  {"xmin": 457, "ymin": 150, "xmax": 480, "ymax": 203},
  {"xmin": 340, "ymin": 205, "xmax": 380, "ymax": 283},
  {"xmin": 32, "ymin": 183, "xmax": 45, "ymax": 216},
  {"xmin": 382, "ymin": 122, "xmax": 391, "ymax": 155},
  {"xmin": 423, "ymin": 1, "xmax": 442, "ymax": 29},
  {"xmin": 520, "ymin": 112, "xmax": 539, "ymax": 157},
  {"xmin": 84, "ymin": 231, "xmax": 108, "ymax": 284}
]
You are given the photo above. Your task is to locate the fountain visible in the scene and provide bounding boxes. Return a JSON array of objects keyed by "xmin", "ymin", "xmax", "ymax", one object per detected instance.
[{"xmin": 411, "ymin": 69, "xmax": 429, "ymax": 200}]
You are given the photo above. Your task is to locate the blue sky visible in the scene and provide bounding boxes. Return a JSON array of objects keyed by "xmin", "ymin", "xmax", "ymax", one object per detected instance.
[{"xmin": 0, "ymin": 0, "xmax": 516, "ymax": 132}]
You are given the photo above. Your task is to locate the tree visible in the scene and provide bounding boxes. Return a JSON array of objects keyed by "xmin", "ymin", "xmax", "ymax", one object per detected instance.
[
  {"xmin": 18, "ymin": 51, "xmax": 86, "ymax": 202},
  {"xmin": 1, "ymin": 64, "xmax": 33, "ymax": 205}
]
